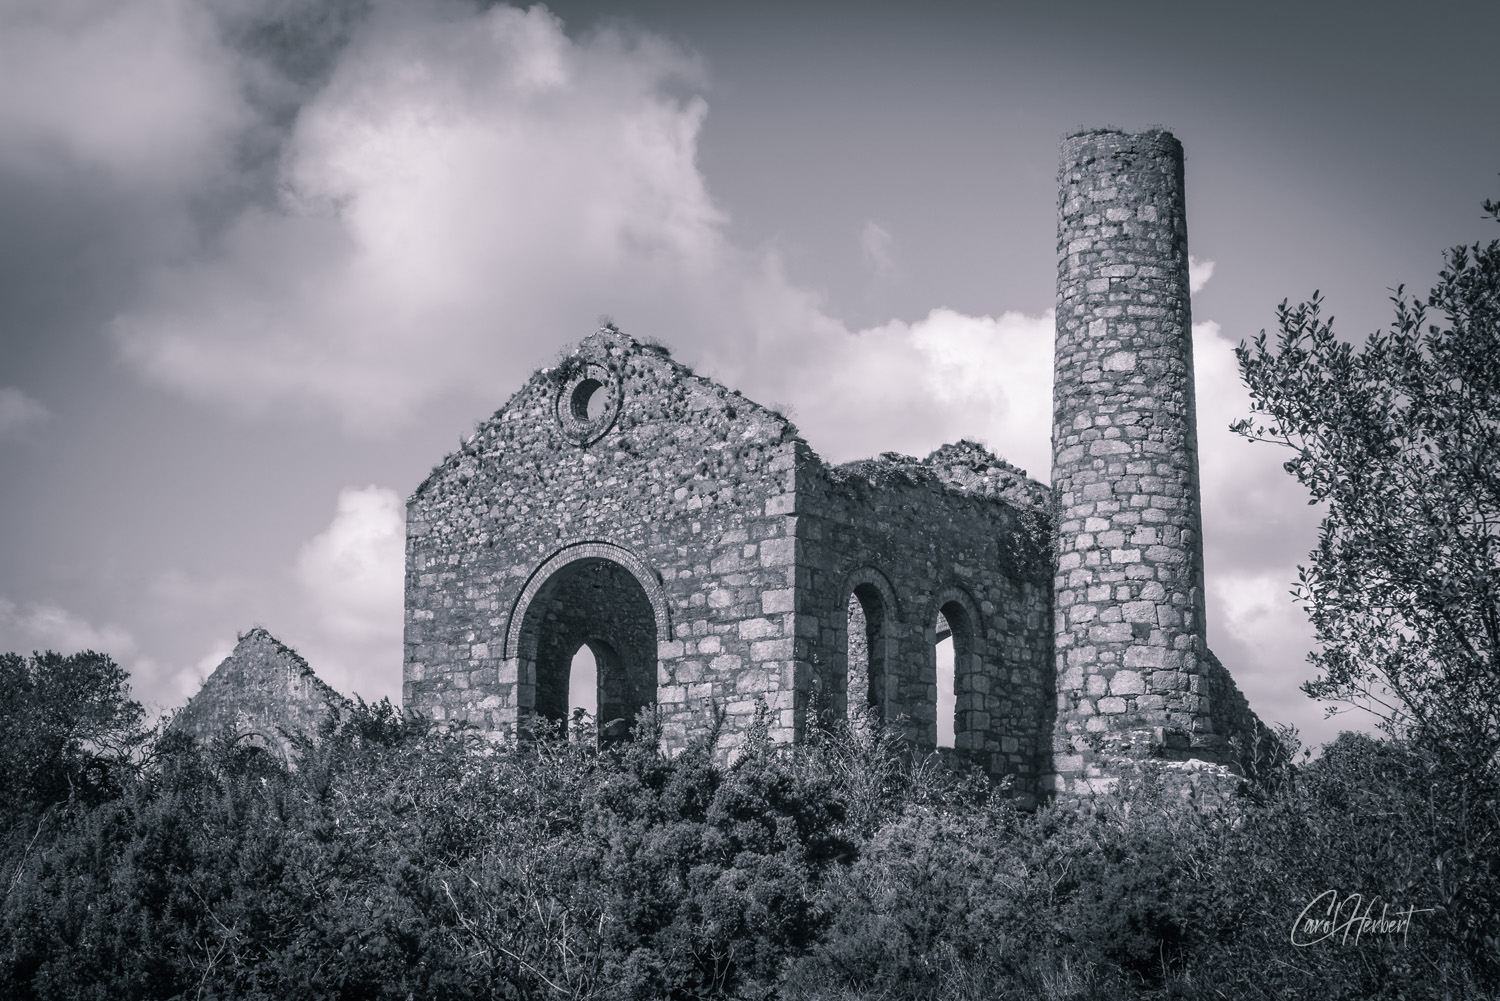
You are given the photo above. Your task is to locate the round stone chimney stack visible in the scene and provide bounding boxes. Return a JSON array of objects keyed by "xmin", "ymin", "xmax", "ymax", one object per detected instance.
[{"xmin": 1050, "ymin": 129, "xmax": 1207, "ymax": 792}]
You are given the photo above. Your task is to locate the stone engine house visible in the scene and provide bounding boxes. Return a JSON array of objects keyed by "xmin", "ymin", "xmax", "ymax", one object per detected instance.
[{"xmin": 403, "ymin": 129, "xmax": 1265, "ymax": 803}]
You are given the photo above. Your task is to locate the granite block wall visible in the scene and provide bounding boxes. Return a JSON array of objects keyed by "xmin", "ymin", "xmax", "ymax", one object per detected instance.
[
  {"xmin": 1048, "ymin": 128, "xmax": 1256, "ymax": 802},
  {"xmin": 404, "ymin": 329, "xmax": 1056, "ymax": 786},
  {"xmin": 405, "ymin": 328, "xmax": 806, "ymax": 750},
  {"xmin": 796, "ymin": 442, "xmax": 1053, "ymax": 797},
  {"xmin": 172, "ymin": 628, "xmax": 348, "ymax": 760}
]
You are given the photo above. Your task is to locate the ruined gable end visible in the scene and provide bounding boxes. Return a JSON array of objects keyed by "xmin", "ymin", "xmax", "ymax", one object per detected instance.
[
  {"xmin": 402, "ymin": 326, "xmax": 1057, "ymax": 802},
  {"xmin": 171, "ymin": 627, "xmax": 349, "ymax": 761}
]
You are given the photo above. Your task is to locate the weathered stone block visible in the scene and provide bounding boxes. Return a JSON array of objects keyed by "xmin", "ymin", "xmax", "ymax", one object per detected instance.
[
  {"xmin": 738, "ymin": 617, "xmax": 779, "ymax": 640},
  {"xmin": 761, "ymin": 588, "xmax": 795, "ymax": 613},
  {"xmin": 759, "ymin": 537, "xmax": 796, "ymax": 567},
  {"xmin": 1123, "ymin": 645, "xmax": 1167, "ymax": 669}
]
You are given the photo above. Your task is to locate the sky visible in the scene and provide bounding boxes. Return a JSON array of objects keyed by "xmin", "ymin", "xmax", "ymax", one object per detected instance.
[{"xmin": 2, "ymin": 0, "xmax": 1497, "ymax": 751}]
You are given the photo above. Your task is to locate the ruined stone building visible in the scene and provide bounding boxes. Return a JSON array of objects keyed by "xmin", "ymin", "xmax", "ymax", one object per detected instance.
[
  {"xmin": 172, "ymin": 627, "xmax": 349, "ymax": 762},
  {"xmin": 403, "ymin": 129, "xmax": 1265, "ymax": 804}
]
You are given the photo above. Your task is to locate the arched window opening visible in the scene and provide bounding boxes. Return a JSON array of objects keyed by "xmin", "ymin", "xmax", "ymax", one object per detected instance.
[
  {"xmin": 935, "ymin": 611, "xmax": 956, "ymax": 748},
  {"xmin": 846, "ymin": 583, "xmax": 888, "ymax": 719},
  {"xmin": 932, "ymin": 599, "xmax": 973, "ymax": 750},
  {"xmin": 568, "ymin": 643, "xmax": 599, "ymax": 722},
  {"xmin": 519, "ymin": 557, "xmax": 657, "ymax": 741}
]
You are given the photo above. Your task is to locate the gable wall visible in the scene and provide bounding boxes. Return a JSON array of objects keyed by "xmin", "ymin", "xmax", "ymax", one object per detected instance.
[{"xmin": 404, "ymin": 331, "xmax": 809, "ymax": 750}]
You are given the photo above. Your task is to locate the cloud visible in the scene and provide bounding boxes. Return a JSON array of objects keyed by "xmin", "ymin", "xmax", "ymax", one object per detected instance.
[
  {"xmin": 778, "ymin": 307, "xmax": 1055, "ymax": 474},
  {"xmin": 0, "ymin": 0, "xmax": 250, "ymax": 188},
  {"xmin": 1192, "ymin": 319, "xmax": 1322, "ymax": 560},
  {"xmin": 0, "ymin": 387, "xmax": 50, "ymax": 439},
  {"xmin": 114, "ymin": 3, "xmax": 721, "ymax": 428},
  {"xmin": 860, "ymin": 221, "xmax": 896, "ymax": 277},
  {"xmin": 1208, "ymin": 570, "xmax": 1317, "ymax": 721},
  {"xmin": 0, "ymin": 597, "xmax": 138, "ymax": 657},
  {"xmin": 289, "ymin": 484, "xmax": 406, "ymax": 700},
  {"xmin": 1186, "ymin": 318, "xmax": 1343, "ymax": 742},
  {"xmin": 107, "ymin": 0, "xmax": 1054, "ymax": 476},
  {"xmin": 296, "ymin": 485, "xmax": 405, "ymax": 644},
  {"xmin": 0, "ymin": 596, "xmax": 264, "ymax": 716},
  {"xmin": 1189, "ymin": 255, "xmax": 1215, "ymax": 295},
  {"xmin": 171, "ymin": 639, "xmax": 236, "ymax": 702}
]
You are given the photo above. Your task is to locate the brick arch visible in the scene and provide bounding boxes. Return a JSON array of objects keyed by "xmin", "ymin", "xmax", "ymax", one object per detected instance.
[{"xmin": 504, "ymin": 541, "xmax": 672, "ymax": 661}]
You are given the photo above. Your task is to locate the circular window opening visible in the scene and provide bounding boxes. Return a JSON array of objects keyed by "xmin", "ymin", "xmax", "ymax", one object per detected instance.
[
  {"xmin": 555, "ymin": 361, "xmax": 622, "ymax": 447},
  {"xmin": 570, "ymin": 378, "xmax": 607, "ymax": 422}
]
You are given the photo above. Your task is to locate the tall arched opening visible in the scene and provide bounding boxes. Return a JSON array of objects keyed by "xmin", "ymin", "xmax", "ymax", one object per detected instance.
[
  {"xmin": 514, "ymin": 556, "xmax": 659, "ymax": 738},
  {"xmin": 846, "ymin": 583, "xmax": 889, "ymax": 719},
  {"xmin": 932, "ymin": 596, "xmax": 976, "ymax": 750}
]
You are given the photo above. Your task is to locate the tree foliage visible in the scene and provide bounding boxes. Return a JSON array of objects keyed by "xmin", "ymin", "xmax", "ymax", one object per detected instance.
[
  {"xmin": 1234, "ymin": 194, "xmax": 1500, "ymax": 756},
  {"xmin": 0, "ymin": 650, "xmax": 146, "ymax": 828}
]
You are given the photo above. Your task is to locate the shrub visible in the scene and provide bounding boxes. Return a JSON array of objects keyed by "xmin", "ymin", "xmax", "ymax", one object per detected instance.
[{"xmin": 3, "ymin": 676, "xmax": 1497, "ymax": 999}]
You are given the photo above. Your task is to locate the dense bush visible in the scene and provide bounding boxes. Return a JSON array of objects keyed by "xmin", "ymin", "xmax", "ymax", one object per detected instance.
[
  {"xmin": 0, "ymin": 650, "xmax": 146, "ymax": 830},
  {"xmin": 792, "ymin": 733, "xmax": 1500, "ymax": 1000},
  {"xmin": 2, "ymin": 674, "xmax": 1497, "ymax": 1000}
]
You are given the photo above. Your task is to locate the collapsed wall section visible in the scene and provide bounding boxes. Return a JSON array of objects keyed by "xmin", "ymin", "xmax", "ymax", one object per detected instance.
[{"xmin": 172, "ymin": 628, "xmax": 348, "ymax": 760}]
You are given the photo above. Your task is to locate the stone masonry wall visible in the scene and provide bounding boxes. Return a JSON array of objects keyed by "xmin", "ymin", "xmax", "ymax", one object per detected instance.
[
  {"xmin": 405, "ymin": 328, "xmax": 807, "ymax": 752},
  {"xmin": 401, "ymin": 130, "xmax": 1270, "ymax": 802},
  {"xmin": 1200, "ymin": 649, "xmax": 1273, "ymax": 768},
  {"xmin": 797, "ymin": 441, "xmax": 1053, "ymax": 800},
  {"xmin": 403, "ymin": 329, "xmax": 1060, "ymax": 772},
  {"xmin": 1049, "ymin": 129, "xmax": 1223, "ymax": 800},
  {"xmin": 173, "ymin": 628, "xmax": 348, "ymax": 760}
]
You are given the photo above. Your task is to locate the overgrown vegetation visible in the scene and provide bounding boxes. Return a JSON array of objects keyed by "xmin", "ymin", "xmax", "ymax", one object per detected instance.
[{"xmin": 2, "ymin": 660, "xmax": 1496, "ymax": 1000}]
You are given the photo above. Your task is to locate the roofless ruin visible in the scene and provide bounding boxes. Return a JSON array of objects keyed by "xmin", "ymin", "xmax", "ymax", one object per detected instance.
[{"xmin": 400, "ymin": 129, "xmax": 1266, "ymax": 805}]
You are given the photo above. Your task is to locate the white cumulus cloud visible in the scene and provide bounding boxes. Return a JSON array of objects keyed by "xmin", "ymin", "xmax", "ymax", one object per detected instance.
[
  {"xmin": 297, "ymin": 485, "xmax": 405, "ymax": 644},
  {"xmin": 172, "ymin": 638, "xmax": 236, "ymax": 701},
  {"xmin": 0, "ymin": 597, "xmax": 138, "ymax": 657},
  {"xmin": 108, "ymin": 0, "xmax": 1055, "ymax": 477},
  {"xmin": 1189, "ymin": 317, "xmax": 1337, "ymax": 742},
  {"xmin": 114, "ymin": 2, "xmax": 721, "ymax": 428},
  {"xmin": 1189, "ymin": 255, "xmax": 1216, "ymax": 295},
  {"xmin": 290, "ymin": 484, "xmax": 406, "ymax": 701},
  {"xmin": 780, "ymin": 307, "xmax": 1055, "ymax": 474}
]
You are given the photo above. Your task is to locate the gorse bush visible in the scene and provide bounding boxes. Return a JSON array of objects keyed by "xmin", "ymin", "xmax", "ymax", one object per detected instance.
[
  {"xmin": 789, "ymin": 735, "xmax": 1499, "ymax": 1001},
  {"xmin": 1, "ymin": 698, "xmax": 859, "ymax": 1000},
  {"xmin": 2, "ymin": 669, "xmax": 1498, "ymax": 1000}
]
